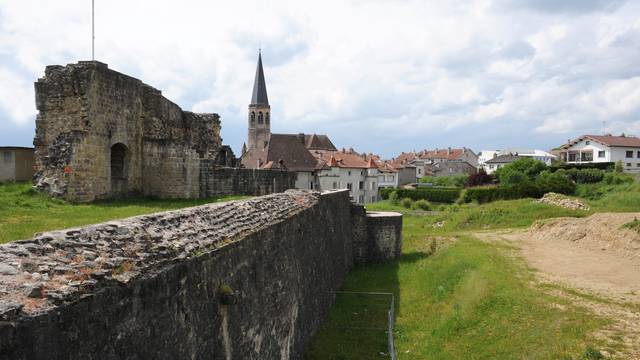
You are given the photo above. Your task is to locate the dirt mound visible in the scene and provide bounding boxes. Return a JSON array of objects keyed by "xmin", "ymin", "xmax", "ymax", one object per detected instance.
[
  {"xmin": 529, "ymin": 213, "xmax": 640, "ymax": 259},
  {"xmin": 536, "ymin": 192, "xmax": 590, "ymax": 211}
]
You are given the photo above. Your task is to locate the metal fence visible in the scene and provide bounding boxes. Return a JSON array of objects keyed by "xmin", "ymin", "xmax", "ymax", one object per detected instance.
[{"xmin": 335, "ymin": 291, "xmax": 396, "ymax": 359}]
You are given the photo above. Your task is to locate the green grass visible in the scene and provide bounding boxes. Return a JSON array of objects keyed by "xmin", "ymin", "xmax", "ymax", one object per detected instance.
[
  {"xmin": 306, "ymin": 187, "xmax": 640, "ymax": 359},
  {"xmin": 622, "ymin": 218, "xmax": 640, "ymax": 234},
  {"xmin": 0, "ymin": 182, "xmax": 249, "ymax": 243},
  {"xmin": 575, "ymin": 182, "xmax": 640, "ymax": 212}
]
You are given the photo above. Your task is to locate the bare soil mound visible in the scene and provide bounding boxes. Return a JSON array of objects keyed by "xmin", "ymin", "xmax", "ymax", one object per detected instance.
[{"xmin": 529, "ymin": 213, "xmax": 640, "ymax": 260}]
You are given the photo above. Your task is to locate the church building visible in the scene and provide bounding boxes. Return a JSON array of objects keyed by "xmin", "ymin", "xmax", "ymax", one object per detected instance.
[{"xmin": 240, "ymin": 52, "xmax": 337, "ymax": 190}]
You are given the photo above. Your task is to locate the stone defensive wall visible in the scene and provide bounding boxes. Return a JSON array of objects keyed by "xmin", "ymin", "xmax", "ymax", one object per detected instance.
[
  {"xmin": 199, "ymin": 162, "xmax": 297, "ymax": 197},
  {"xmin": 31, "ymin": 61, "xmax": 295, "ymax": 203},
  {"xmin": 0, "ymin": 190, "xmax": 401, "ymax": 359}
]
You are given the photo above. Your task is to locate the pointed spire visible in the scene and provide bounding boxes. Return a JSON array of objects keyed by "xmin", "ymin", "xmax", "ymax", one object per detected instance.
[{"xmin": 251, "ymin": 51, "xmax": 269, "ymax": 105}]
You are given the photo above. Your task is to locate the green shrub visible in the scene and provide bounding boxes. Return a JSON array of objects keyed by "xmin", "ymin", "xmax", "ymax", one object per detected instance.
[
  {"xmin": 495, "ymin": 157, "xmax": 547, "ymax": 184},
  {"xmin": 412, "ymin": 199, "xmax": 431, "ymax": 211},
  {"xmin": 378, "ymin": 187, "xmax": 394, "ymax": 199},
  {"xmin": 462, "ymin": 186, "xmax": 501, "ymax": 204},
  {"xmin": 392, "ymin": 188, "xmax": 462, "ymax": 203},
  {"xmin": 389, "ymin": 191, "xmax": 399, "ymax": 204},
  {"xmin": 615, "ymin": 160, "xmax": 624, "ymax": 173},
  {"xmin": 419, "ymin": 174, "xmax": 468, "ymax": 187},
  {"xmin": 575, "ymin": 168, "xmax": 604, "ymax": 184},
  {"xmin": 400, "ymin": 197, "xmax": 413, "ymax": 208},
  {"xmin": 536, "ymin": 171, "xmax": 576, "ymax": 194},
  {"xmin": 603, "ymin": 172, "xmax": 635, "ymax": 185},
  {"xmin": 575, "ymin": 184, "xmax": 605, "ymax": 200}
]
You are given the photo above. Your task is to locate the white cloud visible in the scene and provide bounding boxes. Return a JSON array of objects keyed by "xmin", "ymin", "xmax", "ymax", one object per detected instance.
[{"xmin": 0, "ymin": 0, "xmax": 639, "ymax": 156}]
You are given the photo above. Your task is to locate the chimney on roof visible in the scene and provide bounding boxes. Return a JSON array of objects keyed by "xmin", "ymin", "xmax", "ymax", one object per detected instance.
[{"xmin": 447, "ymin": 147, "xmax": 451, "ymax": 155}]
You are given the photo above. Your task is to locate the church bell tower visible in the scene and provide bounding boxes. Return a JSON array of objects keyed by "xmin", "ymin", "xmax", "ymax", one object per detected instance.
[{"xmin": 247, "ymin": 51, "xmax": 271, "ymax": 150}]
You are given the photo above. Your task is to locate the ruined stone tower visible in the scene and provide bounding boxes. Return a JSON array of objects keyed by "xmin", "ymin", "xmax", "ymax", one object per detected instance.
[{"xmin": 247, "ymin": 51, "xmax": 271, "ymax": 150}]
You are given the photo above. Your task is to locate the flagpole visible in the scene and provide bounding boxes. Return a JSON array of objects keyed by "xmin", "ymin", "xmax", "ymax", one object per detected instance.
[{"xmin": 92, "ymin": 0, "xmax": 95, "ymax": 60}]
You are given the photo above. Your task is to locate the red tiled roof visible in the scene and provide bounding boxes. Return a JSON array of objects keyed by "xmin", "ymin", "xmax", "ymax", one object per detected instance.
[
  {"xmin": 585, "ymin": 135, "xmax": 640, "ymax": 147},
  {"xmin": 312, "ymin": 149, "xmax": 382, "ymax": 169},
  {"xmin": 559, "ymin": 134, "xmax": 640, "ymax": 149}
]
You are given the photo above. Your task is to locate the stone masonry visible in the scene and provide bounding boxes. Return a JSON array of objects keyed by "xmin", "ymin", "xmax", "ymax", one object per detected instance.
[
  {"xmin": 0, "ymin": 190, "xmax": 402, "ymax": 359},
  {"xmin": 32, "ymin": 61, "xmax": 292, "ymax": 203}
]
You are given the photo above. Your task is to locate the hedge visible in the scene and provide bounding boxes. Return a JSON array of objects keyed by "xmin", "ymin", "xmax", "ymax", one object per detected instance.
[
  {"xmin": 379, "ymin": 187, "xmax": 462, "ymax": 204},
  {"xmin": 462, "ymin": 179, "xmax": 574, "ymax": 204},
  {"xmin": 549, "ymin": 162, "xmax": 614, "ymax": 171}
]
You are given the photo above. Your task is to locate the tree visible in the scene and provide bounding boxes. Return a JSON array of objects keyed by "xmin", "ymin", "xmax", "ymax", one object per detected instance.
[{"xmin": 495, "ymin": 157, "xmax": 547, "ymax": 185}]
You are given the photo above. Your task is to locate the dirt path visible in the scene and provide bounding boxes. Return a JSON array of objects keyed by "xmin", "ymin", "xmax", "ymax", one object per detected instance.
[{"xmin": 473, "ymin": 213, "xmax": 640, "ymax": 359}]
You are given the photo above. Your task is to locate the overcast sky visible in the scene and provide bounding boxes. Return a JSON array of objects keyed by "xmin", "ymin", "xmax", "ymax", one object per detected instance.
[{"xmin": 1, "ymin": 0, "xmax": 639, "ymax": 158}]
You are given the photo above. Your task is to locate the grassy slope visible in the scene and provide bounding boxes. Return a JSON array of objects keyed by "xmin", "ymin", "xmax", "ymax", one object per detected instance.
[
  {"xmin": 0, "ymin": 182, "xmax": 249, "ymax": 243},
  {"xmin": 305, "ymin": 184, "xmax": 640, "ymax": 359}
]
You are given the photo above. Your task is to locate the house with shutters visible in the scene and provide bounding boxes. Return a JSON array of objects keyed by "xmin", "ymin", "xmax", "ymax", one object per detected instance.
[{"xmin": 556, "ymin": 134, "xmax": 640, "ymax": 173}]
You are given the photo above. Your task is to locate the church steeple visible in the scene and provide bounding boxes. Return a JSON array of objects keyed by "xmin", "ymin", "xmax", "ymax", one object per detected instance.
[
  {"xmin": 251, "ymin": 51, "xmax": 269, "ymax": 105},
  {"xmin": 247, "ymin": 50, "xmax": 271, "ymax": 150}
]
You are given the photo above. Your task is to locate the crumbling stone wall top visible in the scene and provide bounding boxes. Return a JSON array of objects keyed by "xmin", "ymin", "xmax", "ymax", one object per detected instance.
[{"xmin": 0, "ymin": 190, "xmax": 319, "ymax": 320}]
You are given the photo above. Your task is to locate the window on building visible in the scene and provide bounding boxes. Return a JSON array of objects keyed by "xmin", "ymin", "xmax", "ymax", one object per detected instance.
[
  {"xmin": 265, "ymin": 112, "xmax": 270, "ymax": 125},
  {"xmin": 637, "ymin": 151, "xmax": 640, "ymax": 158},
  {"xmin": 626, "ymin": 151, "xmax": 633, "ymax": 158},
  {"xmin": 258, "ymin": 112, "xmax": 264, "ymax": 124},
  {"xmin": 332, "ymin": 182, "xmax": 338, "ymax": 189},
  {"xmin": 348, "ymin": 171, "xmax": 351, "ymax": 176},
  {"xmin": 581, "ymin": 151, "xmax": 593, "ymax": 162},
  {"xmin": 358, "ymin": 195, "xmax": 364, "ymax": 204},
  {"xmin": 598, "ymin": 151, "xmax": 605, "ymax": 158},
  {"xmin": 627, "ymin": 163, "xmax": 632, "ymax": 167},
  {"xmin": 347, "ymin": 183, "xmax": 353, "ymax": 191},
  {"xmin": 250, "ymin": 112, "xmax": 256, "ymax": 125},
  {"xmin": 585, "ymin": 140, "xmax": 590, "ymax": 145},
  {"xmin": 568, "ymin": 153, "xmax": 577, "ymax": 162},
  {"xmin": 3, "ymin": 151, "xmax": 11, "ymax": 163},
  {"xmin": 418, "ymin": 168, "xmax": 422, "ymax": 175},
  {"xmin": 358, "ymin": 181, "xmax": 364, "ymax": 190},
  {"xmin": 309, "ymin": 182, "xmax": 314, "ymax": 190},
  {"xmin": 378, "ymin": 175, "xmax": 384, "ymax": 182},
  {"xmin": 489, "ymin": 164, "xmax": 494, "ymax": 169}
]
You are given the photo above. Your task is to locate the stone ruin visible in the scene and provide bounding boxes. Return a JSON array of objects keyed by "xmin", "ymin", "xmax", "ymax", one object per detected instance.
[
  {"xmin": 0, "ymin": 190, "xmax": 402, "ymax": 359},
  {"xmin": 32, "ymin": 61, "xmax": 269, "ymax": 203}
]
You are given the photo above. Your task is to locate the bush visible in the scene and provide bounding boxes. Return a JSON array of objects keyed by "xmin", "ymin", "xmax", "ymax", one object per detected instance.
[
  {"xmin": 379, "ymin": 187, "xmax": 394, "ymax": 200},
  {"xmin": 389, "ymin": 190, "xmax": 399, "ymax": 204},
  {"xmin": 535, "ymin": 171, "xmax": 576, "ymax": 195},
  {"xmin": 603, "ymin": 172, "xmax": 635, "ymax": 185},
  {"xmin": 495, "ymin": 157, "xmax": 547, "ymax": 184},
  {"xmin": 391, "ymin": 188, "xmax": 462, "ymax": 203},
  {"xmin": 615, "ymin": 160, "xmax": 624, "ymax": 173},
  {"xmin": 400, "ymin": 197, "xmax": 413, "ymax": 208},
  {"xmin": 412, "ymin": 199, "xmax": 431, "ymax": 211},
  {"xmin": 466, "ymin": 168, "xmax": 494, "ymax": 187},
  {"xmin": 419, "ymin": 174, "xmax": 468, "ymax": 187},
  {"xmin": 462, "ymin": 186, "xmax": 502, "ymax": 204},
  {"xmin": 497, "ymin": 167, "xmax": 529, "ymax": 186},
  {"xmin": 575, "ymin": 168, "xmax": 604, "ymax": 184}
]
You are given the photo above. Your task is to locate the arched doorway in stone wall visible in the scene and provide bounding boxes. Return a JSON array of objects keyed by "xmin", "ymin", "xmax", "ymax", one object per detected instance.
[{"xmin": 110, "ymin": 143, "xmax": 129, "ymax": 196}]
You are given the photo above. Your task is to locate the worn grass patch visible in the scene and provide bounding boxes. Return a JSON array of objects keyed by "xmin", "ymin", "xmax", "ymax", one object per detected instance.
[{"xmin": 0, "ymin": 182, "xmax": 249, "ymax": 243}]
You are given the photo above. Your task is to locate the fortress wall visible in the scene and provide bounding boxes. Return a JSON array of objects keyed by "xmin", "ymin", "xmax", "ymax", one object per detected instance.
[{"xmin": 0, "ymin": 190, "xmax": 373, "ymax": 359}]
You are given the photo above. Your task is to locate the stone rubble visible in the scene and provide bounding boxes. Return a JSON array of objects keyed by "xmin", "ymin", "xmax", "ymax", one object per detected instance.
[
  {"xmin": 536, "ymin": 192, "xmax": 590, "ymax": 211},
  {"xmin": 0, "ymin": 190, "xmax": 319, "ymax": 320}
]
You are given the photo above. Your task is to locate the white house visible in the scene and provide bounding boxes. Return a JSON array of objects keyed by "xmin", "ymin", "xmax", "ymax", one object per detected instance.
[
  {"xmin": 312, "ymin": 149, "xmax": 381, "ymax": 204},
  {"xmin": 557, "ymin": 134, "xmax": 640, "ymax": 173},
  {"xmin": 479, "ymin": 148, "xmax": 556, "ymax": 171},
  {"xmin": 483, "ymin": 154, "xmax": 521, "ymax": 174}
]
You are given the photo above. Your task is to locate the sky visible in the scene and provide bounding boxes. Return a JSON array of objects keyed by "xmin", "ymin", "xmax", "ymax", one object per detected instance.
[{"xmin": 1, "ymin": 0, "xmax": 639, "ymax": 158}]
